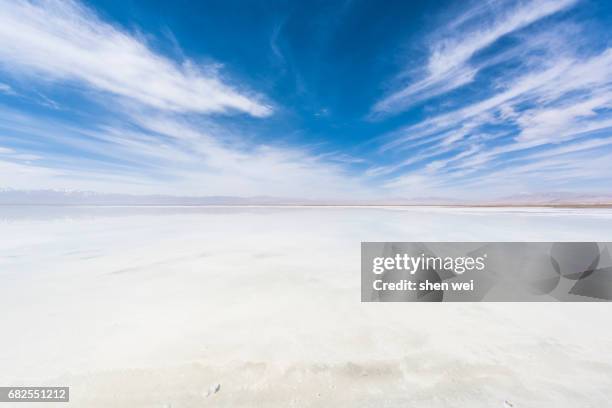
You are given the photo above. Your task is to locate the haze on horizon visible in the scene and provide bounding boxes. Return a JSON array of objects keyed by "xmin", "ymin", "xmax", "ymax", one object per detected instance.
[{"xmin": 0, "ymin": 0, "xmax": 611, "ymax": 200}]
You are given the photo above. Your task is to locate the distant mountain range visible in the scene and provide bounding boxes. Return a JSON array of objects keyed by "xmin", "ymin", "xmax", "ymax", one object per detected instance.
[
  {"xmin": 0, "ymin": 189, "xmax": 302, "ymax": 206},
  {"xmin": 492, "ymin": 192, "xmax": 612, "ymax": 205},
  {"xmin": 0, "ymin": 189, "xmax": 611, "ymax": 206}
]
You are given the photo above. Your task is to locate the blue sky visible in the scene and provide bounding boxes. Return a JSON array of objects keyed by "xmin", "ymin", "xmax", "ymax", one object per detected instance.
[{"xmin": 0, "ymin": 0, "xmax": 611, "ymax": 199}]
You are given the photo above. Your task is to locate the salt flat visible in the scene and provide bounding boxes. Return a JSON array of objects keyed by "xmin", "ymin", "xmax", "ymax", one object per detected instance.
[{"xmin": 1, "ymin": 206, "xmax": 611, "ymax": 407}]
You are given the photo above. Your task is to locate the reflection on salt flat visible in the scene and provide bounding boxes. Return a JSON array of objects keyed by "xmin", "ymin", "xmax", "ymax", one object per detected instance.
[{"xmin": 1, "ymin": 206, "xmax": 612, "ymax": 407}]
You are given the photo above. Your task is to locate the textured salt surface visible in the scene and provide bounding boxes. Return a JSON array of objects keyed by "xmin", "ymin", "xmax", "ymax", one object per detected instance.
[{"xmin": 1, "ymin": 206, "xmax": 611, "ymax": 407}]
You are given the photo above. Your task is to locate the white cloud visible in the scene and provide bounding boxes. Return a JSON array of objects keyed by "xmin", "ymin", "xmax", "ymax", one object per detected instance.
[
  {"xmin": 372, "ymin": 0, "xmax": 577, "ymax": 115},
  {"xmin": 0, "ymin": 1, "xmax": 376, "ymax": 200},
  {"xmin": 515, "ymin": 96, "xmax": 612, "ymax": 143},
  {"xmin": 0, "ymin": 0, "xmax": 272, "ymax": 117},
  {"xmin": 378, "ymin": 38, "xmax": 612, "ymax": 197},
  {"xmin": 0, "ymin": 82, "xmax": 15, "ymax": 95},
  {"xmin": 0, "ymin": 1, "xmax": 376, "ymax": 199},
  {"xmin": 0, "ymin": 107, "xmax": 375, "ymax": 199},
  {"xmin": 0, "ymin": 0, "xmax": 609, "ymax": 200},
  {"xmin": 382, "ymin": 142, "xmax": 612, "ymax": 199},
  {"xmin": 383, "ymin": 48, "xmax": 612, "ymax": 150}
]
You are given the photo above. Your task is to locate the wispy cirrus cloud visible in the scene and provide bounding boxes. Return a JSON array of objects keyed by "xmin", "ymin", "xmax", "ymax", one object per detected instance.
[
  {"xmin": 383, "ymin": 138, "xmax": 612, "ymax": 199},
  {"xmin": 0, "ymin": 0, "xmax": 610, "ymax": 200},
  {"xmin": 383, "ymin": 48, "xmax": 612, "ymax": 151},
  {"xmin": 379, "ymin": 58, "xmax": 612, "ymax": 196},
  {"xmin": 0, "ymin": 0, "xmax": 272, "ymax": 117},
  {"xmin": 0, "ymin": 106, "xmax": 372, "ymax": 198},
  {"xmin": 0, "ymin": 82, "xmax": 15, "ymax": 95},
  {"xmin": 373, "ymin": 0, "xmax": 612, "ymax": 197},
  {"xmin": 0, "ymin": 1, "xmax": 376, "ymax": 199},
  {"xmin": 372, "ymin": 0, "xmax": 578, "ymax": 116}
]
